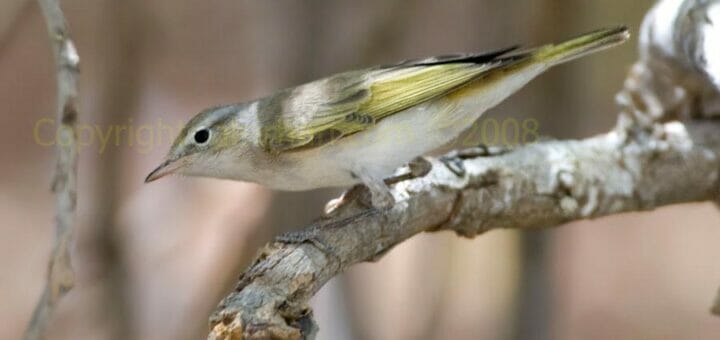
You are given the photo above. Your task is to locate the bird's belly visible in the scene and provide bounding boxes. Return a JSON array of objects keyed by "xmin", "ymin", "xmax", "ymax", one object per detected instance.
[
  {"xmin": 337, "ymin": 103, "xmax": 459, "ymax": 170},
  {"xmin": 292, "ymin": 101, "xmax": 474, "ymax": 188}
]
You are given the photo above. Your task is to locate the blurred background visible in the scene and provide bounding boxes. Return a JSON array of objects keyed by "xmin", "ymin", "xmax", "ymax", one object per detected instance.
[{"xmin": 2, "ymin": 0, "xmax": 720, "ymax": 339}]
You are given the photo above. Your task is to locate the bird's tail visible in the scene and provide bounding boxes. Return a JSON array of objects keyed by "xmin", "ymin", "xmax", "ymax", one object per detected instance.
[{"xmin": 534, "ymin": 26, "xmax": 630, "ymax": 66}]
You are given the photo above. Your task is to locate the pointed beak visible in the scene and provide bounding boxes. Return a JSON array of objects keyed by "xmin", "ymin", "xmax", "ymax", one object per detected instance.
[{"xmin": 145, "ymin": 158, "xmax": 182, "ymax": 183}]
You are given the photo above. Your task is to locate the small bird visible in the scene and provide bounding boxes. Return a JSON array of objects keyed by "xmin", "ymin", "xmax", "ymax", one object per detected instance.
[{"xmin": 146, "ymin": 27, "xmax": 629, "ymax": 208}]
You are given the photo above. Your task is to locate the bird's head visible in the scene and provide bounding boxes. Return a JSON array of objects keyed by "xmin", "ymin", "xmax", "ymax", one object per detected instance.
[{"xmin": 145, "ymin": 104, "xmax": 254, "ymax": 182}]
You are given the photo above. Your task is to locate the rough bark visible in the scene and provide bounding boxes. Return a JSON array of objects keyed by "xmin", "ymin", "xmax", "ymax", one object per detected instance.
[{"xmin": 207, "ymin": 114, "xmax": 720, "ymax": 339}]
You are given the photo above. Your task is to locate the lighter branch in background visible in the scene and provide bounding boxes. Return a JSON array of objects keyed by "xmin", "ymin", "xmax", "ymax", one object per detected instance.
[{"xmin": 24, "ymin": 0, "xmax": 80, "ymax": 339}]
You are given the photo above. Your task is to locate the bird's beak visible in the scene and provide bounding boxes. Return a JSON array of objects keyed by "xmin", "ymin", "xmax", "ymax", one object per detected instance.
[{"xmin": 145, "ymin": 158, "xmax": 183, "ymax": 183}]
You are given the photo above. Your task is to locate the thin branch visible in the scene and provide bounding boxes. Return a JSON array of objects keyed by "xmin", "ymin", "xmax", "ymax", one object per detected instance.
[{"xmin": 24, "ymin": 0, "xmax": 79, "ymax": 339}]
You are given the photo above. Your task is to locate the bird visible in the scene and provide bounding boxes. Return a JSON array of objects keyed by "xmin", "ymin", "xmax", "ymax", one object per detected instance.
[{"xmin": 145, "ymin": 27, "xmax": 629, "ymax": 209}]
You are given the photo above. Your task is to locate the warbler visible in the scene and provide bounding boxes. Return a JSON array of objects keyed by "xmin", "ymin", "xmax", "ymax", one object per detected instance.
[{"xmin": 146, "ymin": 27, "xmax": 629, "ymax": 208}]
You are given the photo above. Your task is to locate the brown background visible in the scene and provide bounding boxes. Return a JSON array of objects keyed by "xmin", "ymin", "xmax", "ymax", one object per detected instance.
[{"xmin": 2, "ymin": 0, "xmax": 719, "ymax": 339}]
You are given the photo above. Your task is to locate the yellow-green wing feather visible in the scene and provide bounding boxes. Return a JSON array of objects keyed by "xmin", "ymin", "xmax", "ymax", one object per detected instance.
[
  {"xmin": 259, "ymin": 49, "xmax": 524, "ymax": 153},
  {"xmin": 258, "ymin": 26, "xmax": 629, "ymax": 153},
  {"xmin": 363, "ymin": 64, "xmax": 490, "ymax": 118}
]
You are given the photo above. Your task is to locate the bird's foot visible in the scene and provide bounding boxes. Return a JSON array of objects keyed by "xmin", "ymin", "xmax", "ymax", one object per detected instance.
[
  {"xmin": 327, "ymin": 158, "xmax": 431, "ymax": 215},
  {"xmin": 324, "ymin": 185, "xmax": 365, "ymax": 216},
  {"xmin": 441, "ymin": 144, "xmax": 511, "ymax": 176},
  {"xmin": 348, "ymin": 168, "xmax": 397, "ymax": 210},
  {"xmin": 383, "ymin": 156, "xmax": 433, "ymax": 185},
  {"xmin": 408, "ymin": 156, "xmax": 433, "ymax": 178},
  {"xmin": 324, "ymin": 182, "xmax": 394, "ymax": 215},
  {"xmin": 441, "ymin": 157, "xmax": 466, "ymax": 177},
  {"xmin": 369, "ymin": 187, "xmax": 395, "ymax": 210}
]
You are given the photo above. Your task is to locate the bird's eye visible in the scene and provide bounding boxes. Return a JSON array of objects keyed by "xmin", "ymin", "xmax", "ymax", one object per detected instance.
[{"xmin": 194, "ymin": 128, "xmax": 210, "ymax": 144}]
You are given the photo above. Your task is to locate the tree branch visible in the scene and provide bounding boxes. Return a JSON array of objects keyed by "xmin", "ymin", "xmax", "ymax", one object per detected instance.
[
  {"xmin": 207, "ymin": 1, "xmax": 720, "ymax": 338},
  {"xmin": 24, "ymin": 0, "xmax": 79, "ymax": 339},
  {"xmin": 207, "ymin": 117, "xmax": 720, "ymax": 339}
]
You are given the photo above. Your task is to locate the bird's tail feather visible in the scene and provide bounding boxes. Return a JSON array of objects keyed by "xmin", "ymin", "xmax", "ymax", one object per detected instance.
[{"xmin": 535, "ymin": 26, "xmax": 630, "ymax": 66}]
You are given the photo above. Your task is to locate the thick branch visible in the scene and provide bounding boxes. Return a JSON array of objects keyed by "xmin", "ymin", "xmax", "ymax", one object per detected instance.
[
  {"xmin": 208, "ymin": 119, "xmax": 720, "ymax": 339},
  {"xmin": 207, "ymin": 1, "xmax": 720, "ymax": 338},
  {"xmin": 25, "ymin": 0, "xmax": 79, "ymax": 339}
]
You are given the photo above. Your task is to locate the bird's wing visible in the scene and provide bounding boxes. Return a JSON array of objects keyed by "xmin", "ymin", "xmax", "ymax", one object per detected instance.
[{"xmin": 258, "ymin": 47, "xmax": 531, "ymax": 153}]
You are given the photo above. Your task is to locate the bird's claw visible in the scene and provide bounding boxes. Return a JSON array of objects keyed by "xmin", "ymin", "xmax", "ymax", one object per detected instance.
[
  {"xmin": 441, "ymin": 144, "xmax": 512, "ymax": 176},
  {"xmin": 441, "ymin": 157, "xmax": 466, "ymax": 176}
]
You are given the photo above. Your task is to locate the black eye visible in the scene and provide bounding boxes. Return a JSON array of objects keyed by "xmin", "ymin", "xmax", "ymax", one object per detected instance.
[{"xmin": 194, "ymin": 129, "xmax": 210, "ymax": 144}]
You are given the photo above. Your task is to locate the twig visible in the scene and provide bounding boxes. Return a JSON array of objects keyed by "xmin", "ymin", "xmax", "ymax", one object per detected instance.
[{"xmin": 24, "ymin": 0, "xmax": 79, "ymax": 339}]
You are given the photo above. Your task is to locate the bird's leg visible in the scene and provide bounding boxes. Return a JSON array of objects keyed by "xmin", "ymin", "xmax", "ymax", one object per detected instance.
[
  {"xmin": 357, "ymin": 171, "xmax": 395, "ymax": 209},
  {"xmin": 324, "ymin": 184, "xmax": 366, "ymax": 215},
  {"xmin": 337, "ymin": 165, "xmax": 394, "ymax": 210},
  {"xmin": 282, "ymin": 161, "xmax": 429, "ymax": 248},
  {"xmin": 325, "ymin": 157, "xmax": 430, "ymax": 215}
]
